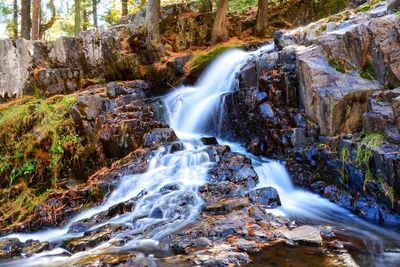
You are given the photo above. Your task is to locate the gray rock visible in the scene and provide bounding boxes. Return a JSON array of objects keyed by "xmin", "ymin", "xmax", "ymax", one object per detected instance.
[
  {"xmin": 233, "ymin": 238, "xmax": 257, "ymax": 251},
  {"xmin": 248, "ymin": 187, "xmax": 282, "ymax": 209},
  {"xmin": 194, "ymin": 244, "xmax": 250, "ymax": 267},
  {"xmin": 388, "ymin": 0, "xmax": 400, "ymax": 10},
  {"xmin": 282, "ymin": 226, "xmax": 323, "ymax": 245},
  {"xmin": 296, "ymin": 45, "xmax": 380, "ymax": 135}
]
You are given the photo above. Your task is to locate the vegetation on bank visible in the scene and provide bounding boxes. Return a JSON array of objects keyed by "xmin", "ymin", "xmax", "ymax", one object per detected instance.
[
  {"xmin": 187, "ymin": 43, "xmax": 243, "ymax": 74},
  {"xmin": 356, "ymin": 0, "xmax": 384, "ymax": 13},
  {"xmin": 0, "ymin": 95, "xmax": 92, "ymax": 226}
]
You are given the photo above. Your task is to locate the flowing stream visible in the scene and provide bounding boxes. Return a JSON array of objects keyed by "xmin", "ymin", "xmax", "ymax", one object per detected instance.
[{"xmin": 2, "ymin": 44, "xmax": 400, "ymax": 266}]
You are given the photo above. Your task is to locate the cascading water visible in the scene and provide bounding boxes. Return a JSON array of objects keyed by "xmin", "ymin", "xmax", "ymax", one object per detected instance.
[{"xmin": 1, "ymin": 43, "xmax": 400, "ymax": 266}]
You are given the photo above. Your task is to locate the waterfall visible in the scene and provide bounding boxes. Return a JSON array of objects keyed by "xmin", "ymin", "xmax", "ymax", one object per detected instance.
[{"xmin": 2, "ymin": 43, "xmax": 400, "ymax": 266}]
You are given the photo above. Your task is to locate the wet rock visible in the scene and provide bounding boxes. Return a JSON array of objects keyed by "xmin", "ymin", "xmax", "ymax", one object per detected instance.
[
  {"xmin": 208, "ymin": 147, "xmax": 259, "ymax": 188},
  {"xmin": 201, "ymin": 137, "xmax": 218, "ymax": 145},
  {"xmin": 282, "ymin": 226, "xmax": 323, "ymax": 246},
  {"xmin": 389, "ymin": 0, "xmax": 400, "ymax": 10},
  {"xmin": 233, "ymin": 238, "xmax": 257, "ymax": 252},
  {"xmin": 248, "ymin": 187, "xmax": 282, "ymax": 209},
  {"xmin": 143, "ymin": 128, "xmax": 177, "ymax": 150},
  {"xmin": 0, "ymin": 238, "xmax": 22, "ymax": 258},
  {"xmin": 259, "ymin": 102, "xmax": 275, "ymax": 119},
  {"xmin": 167, "ymin": 141, "xmax": 185, "ymax": 153},
  {"xmin": 205, "ymin": 197, "xmax": 251, "ymax": 215},
  {"xmin": 240, "ymin": 63, "xmax": 258, "ymax": 88},
  {"xmin": 193, "ymin": 244, "xmax": 250, "ymax": 266},
  {"xmin": 21, "ymin": 240, "xmax": 51, "ymax": 257},
  {"xmin": 63, "ymin": 224, "xmax": 129, "ymax": 253},
  {"xmin": 193, "ymin": 237, "xmax": 213, "ymax": 248},
  {"xmin": 296, "ymin": 45, "xmax": 380, "ymax": 135},
  {"xmin": 362, "ymin": 89, "xmax": 400, "ymax": 143}
]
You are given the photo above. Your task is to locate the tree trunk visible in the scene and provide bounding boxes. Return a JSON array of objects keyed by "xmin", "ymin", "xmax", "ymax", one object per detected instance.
[
  {"xmin": 211, "ymin": 0, "xmax": 229, "ymax": 44},
  {"xmin": 13, "ymin": 0, "xmax": 18, "ymax": 38},
  {"xmin": 75, "ymin": 0, "xmax": 81, "ymax": 36},
  {"xmin": 20, "ymin": 0, "xmax": 31, "ymax": 39},
  {"xmin": 39, "ymin": 0, "xmax": 56, "ymax": 39},
  {"xmin": 255, "ymin": 0, "xmax": 268, "ymax": 37},
  {"xmin": 83, "ymin": 8, "xmax": 88, "ymax": 31},
  {"xmin": 143, "ymin": 0, "xmax": 165, "ymax": 63},
  {"xmin": 122, "ymin": 0, "xmax": 128, "ymax": 16},
  {"xmin": 31, "ymin": 0, "xmax": 41, "ymax": 40},
  {"xmin": 93, "ymin": 0, "xmax": 98, "ymax": 28}
]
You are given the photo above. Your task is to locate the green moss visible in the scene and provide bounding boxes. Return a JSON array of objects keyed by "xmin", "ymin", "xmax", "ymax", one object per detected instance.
[
  {"xmin": 340, "ymin": 147, "xmax": 350, "ymax": 183},
  {"xmin": 0, "ymin": 95, "xmax": 92, "ymax": 226},
  {"xmin": 327, "ymin": 11, "xmax": 351, "ymax": 22},
  {"xmin": 360, "ymin": 60, "xmax": 377, "ymax": 80},
  {"xmin": 188, "ymin": 43, "xmax": 243, "ymax": 74},
  {"xmin": 327, "ymin": 56, "xmax": 346, "ymax": 73},
  {"xmin": 356, "ymin": 0, "xmax": 383, "ymax": 13},
  {"xmin": 316, "ymin": 24, "xmax": 327, "ymax": 36},
  {"xmin": 0, "ymin": 185, "xmax": 51, "ymax": 227},
  {"xmin": 387, "ymin": 186, "xmax": 398, "ymax": 208},
  {"xmin": 356, "ymin": 132, "xmax": 384, "ymax": 168}
]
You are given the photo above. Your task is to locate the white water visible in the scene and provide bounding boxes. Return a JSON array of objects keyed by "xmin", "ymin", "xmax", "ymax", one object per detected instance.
[{"xmin": 2, "ymin": 43, "xmax": 400, "ymax": 266}]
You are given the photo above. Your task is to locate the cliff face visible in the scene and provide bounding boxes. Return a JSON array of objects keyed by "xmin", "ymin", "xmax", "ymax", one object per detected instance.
[
  {"xmin": 0, "ymin": 0, "xmax": 356, "ymax": 102},
  {"xmin": 218, "ymin": 0, "xmax": 400, "ymax": 223}
]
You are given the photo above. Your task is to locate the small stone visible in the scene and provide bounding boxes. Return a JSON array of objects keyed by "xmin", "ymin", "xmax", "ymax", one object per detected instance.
[{"xmin": 233, "ymin": 239, "xmax": 257, "ymax": 251}]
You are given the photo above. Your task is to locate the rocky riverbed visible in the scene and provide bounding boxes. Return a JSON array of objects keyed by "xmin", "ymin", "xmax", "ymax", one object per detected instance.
[{"xmin": 0, "ymin": 1, "xmax": 400, "ymax": 266}]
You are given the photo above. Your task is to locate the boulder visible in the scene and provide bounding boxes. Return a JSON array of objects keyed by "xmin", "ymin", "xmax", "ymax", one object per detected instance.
[
  {"xmin": 362, "ymin": 88, "xmax": 400, "ymax": 143},
  {"xmin": 0, "ymin": 39, "xmax": 34, "ymax": 99},
  {"xmin": 207, "ymin": 147, "xmax": 259, "ymax": 188},
  {"xmin": 143, "ymin": 128, "xmax": 178, "ymax": 150},
  {"xmin": 248, "ymin": 187, "xmax": 282, "ymax": 209},
  {"xmin": 201, "ymin": 137, "xmax": 219, "ymax": 145},
  {"xmin": 388, "ymin": 0, "xmax": 400, "ymax": 10},
  {"xmin": 282, "ymin": 226, "xmax": 322, "ymax": 245},
  {"xmin": 296, "ymin": 45, "xmax": 380, "ymax": 135}
]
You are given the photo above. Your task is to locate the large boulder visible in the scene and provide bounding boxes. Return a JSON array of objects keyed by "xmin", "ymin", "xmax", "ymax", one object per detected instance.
[
  {"xmin": 388, "ymin": 0, "xmax": 400, "ymax": 10},
  {"xmin": 275, "ymin": 2, "xmax": 400, "ymax": 136},
  {"xmin": 0, "ymin": 39, "xmax": 34, "ymax": 99},
  {"xmin": 362, "ymin": 88, "xmax": 400, "ymax": 143},
  {"xmin": 296, "ymin": 45, "xmax": 380, "ymax": 135}
]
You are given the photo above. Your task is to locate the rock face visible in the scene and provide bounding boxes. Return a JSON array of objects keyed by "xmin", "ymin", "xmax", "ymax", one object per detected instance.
[
  {"xmin": 362, "ymin": 88, "xmax": 400, "ymax": 143},
  {"xmin": 388, "ymin": 0, "xmax": 400, "ymax": 10},
  {"xmin": 276, "ymin": 1, "xmax": 400, "ymax": 135},
  {"xmin": 295, "ymin": 45, "xmax": 380, "ymax": 135},
  {"xmin": 218, "ymin": 1, "xmax": 400, "ymax": 223},
  {"xmin": 0, "ymin": 1, "xmax": 358, "ymax": 102},
  {"xmin": 0, "ymin": 39, "xmax": 34, "ymax": 99},
  {"xmin": 72, "ymin": 80, "xmax": 171, "ymax": 165}
]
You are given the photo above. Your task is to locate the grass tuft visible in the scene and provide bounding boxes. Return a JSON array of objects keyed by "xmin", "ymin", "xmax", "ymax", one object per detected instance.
[
  {"xmin": 327, "ymin": 56, "xmax": 346, "ymax": 73},
  {"xmin": 356, "ymin": 0, "xmax": 383, "ymax": 13},
  {"xmin": 360, "ymin": 60, "xmax": 377, "ymax": 80}
]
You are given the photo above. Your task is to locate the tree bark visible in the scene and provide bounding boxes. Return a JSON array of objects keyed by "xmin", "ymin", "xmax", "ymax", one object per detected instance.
[
  {"xmin": 39, "ymin": 0, "xmax": 56, "ymax": 39},
  {"xmin": 143, "ymin": 0, "xmax": 165, "ymax": 63},
  {"xmin": 75, "ymin": 0, "xmax": 81, "ymax": 36},
  {"xmin": 13, "ymin": 0, "xmax": 18, "ymax": 38},
  {"xmin": 83, "ymin": 7, "xmax": 88, "ymax": 31},
  {"xmin": 255, "ymin": 0, "xmax": 268, "ymax": 37},
  {"xmin": 20, "ymin": 0, "xmax": 31, "ymax": 39},
  {"xmin": 211, "ymin": 0, "xmax": 229, "ymax": 44},
  {"xmin": 122, "ymin": 0, "xmax": 128, "ymax": 16},
  {"xmin": 93, "ymin": 0, "xmax": 98, "ymax": 28},
  {"xmin": 31, "ymin": 0, "xmax": 41, "ymax": 40}
]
